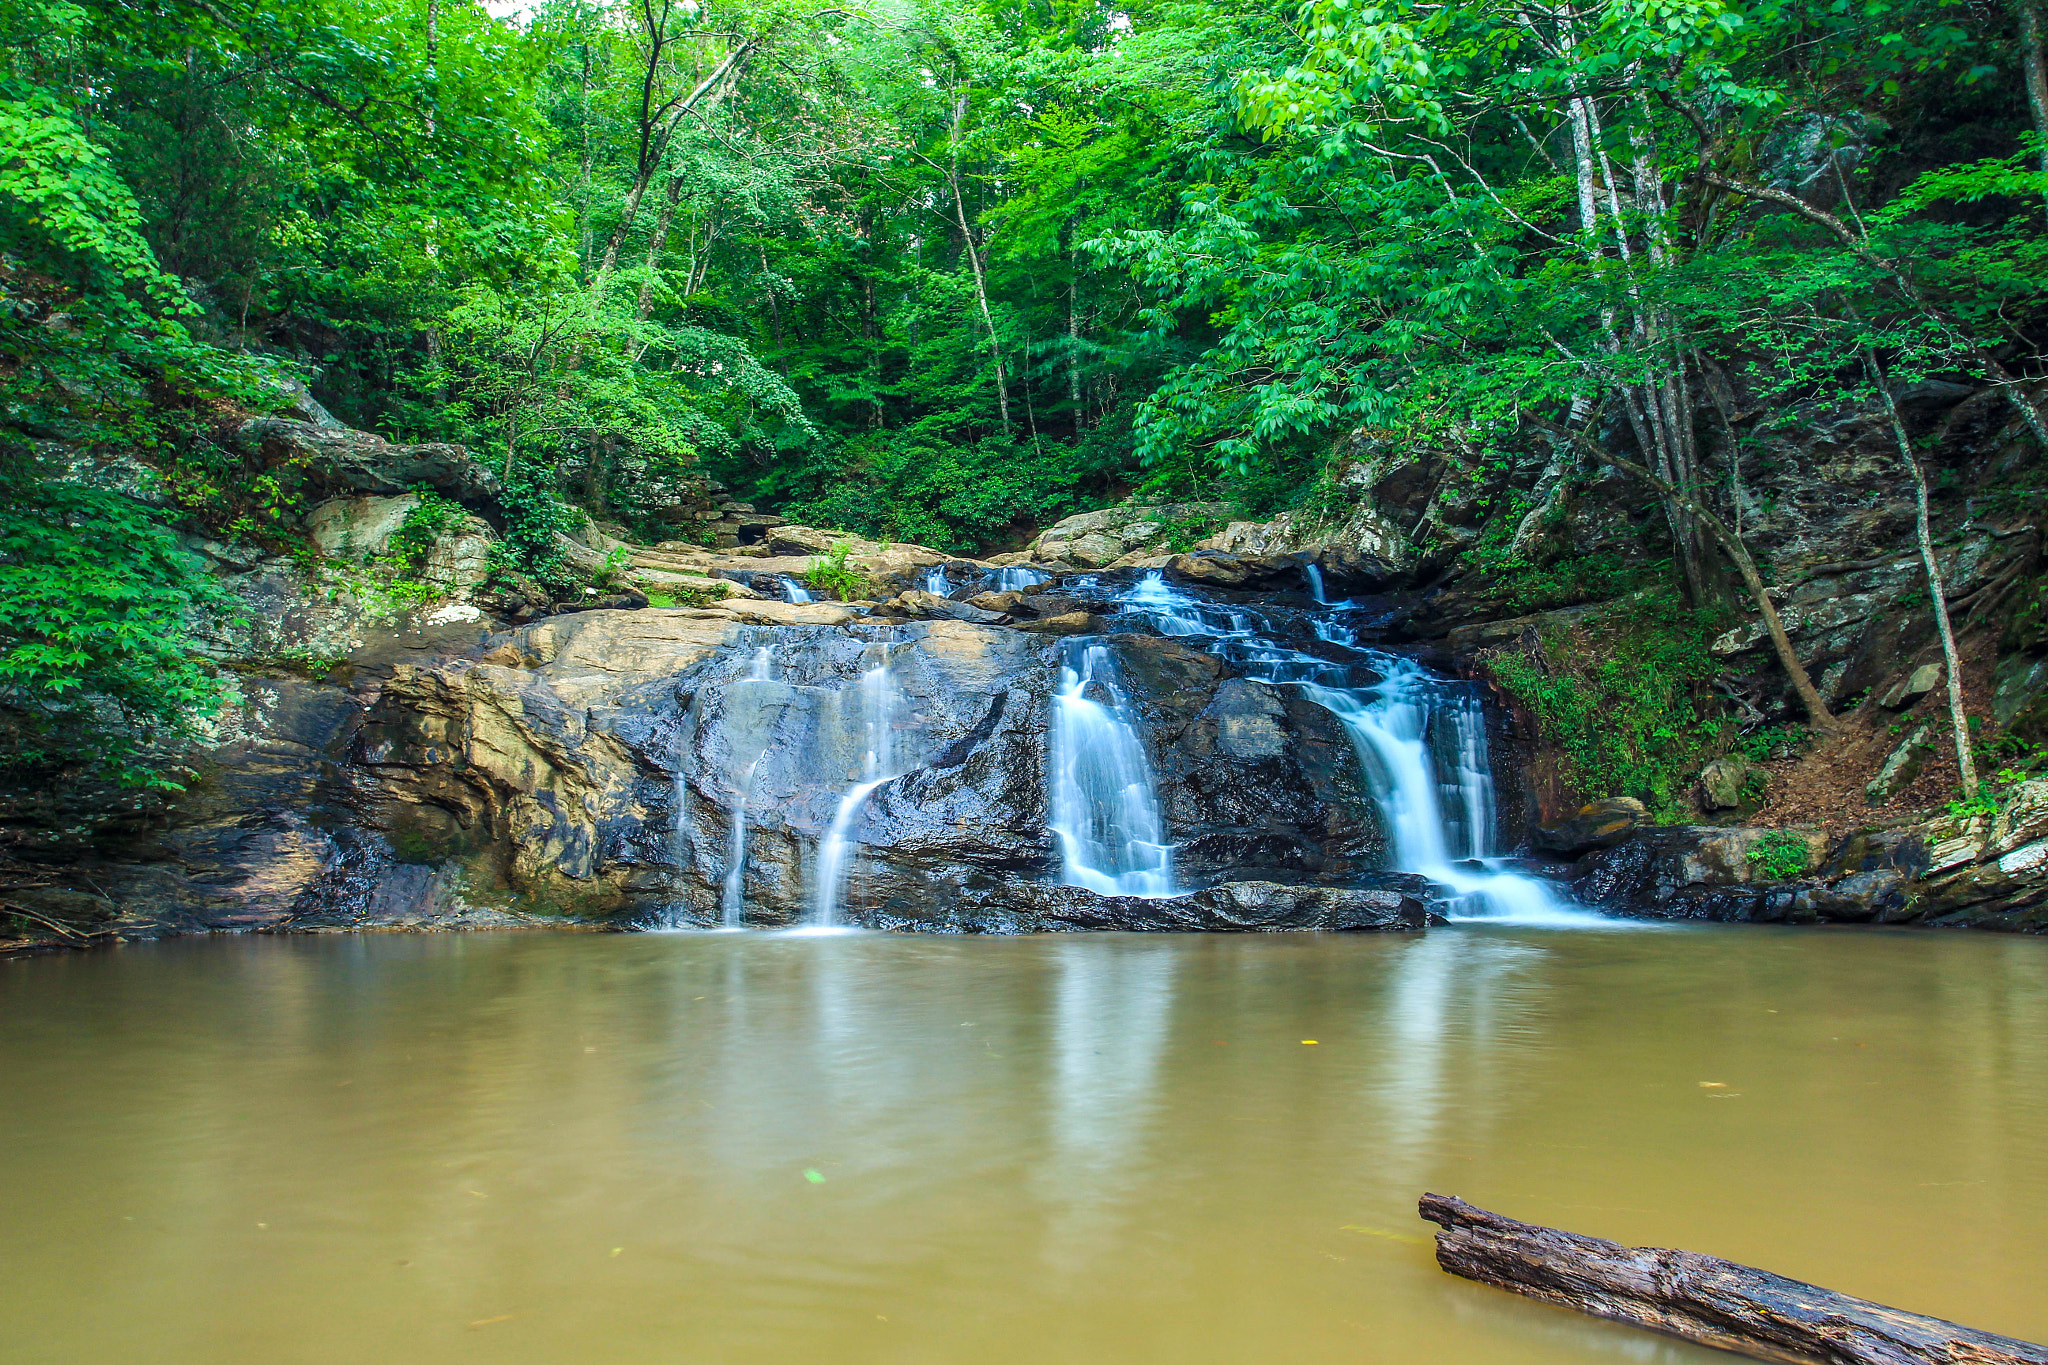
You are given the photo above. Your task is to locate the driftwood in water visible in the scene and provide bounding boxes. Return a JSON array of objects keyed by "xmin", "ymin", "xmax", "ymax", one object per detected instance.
[{"xmin": 1418, "ymin": 1193, "xmax": 2047, "ymax": 1365}]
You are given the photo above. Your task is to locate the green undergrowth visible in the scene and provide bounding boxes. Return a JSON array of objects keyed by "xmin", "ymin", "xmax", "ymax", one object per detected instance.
[
  {"xmin": 803, "ymin": 541, "xmax": 871, "ymax": 601},
  {"xmin": 1746, "ymin": 829, "xmax": 1812, "ymax": 880},
  {"xmin": 1482, "ymin": 589, "xmax": 1733, "ymax": 819}
]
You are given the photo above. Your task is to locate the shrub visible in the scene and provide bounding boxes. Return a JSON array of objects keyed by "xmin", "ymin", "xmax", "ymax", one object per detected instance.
[
  {"xmin": 1483, "ymin": 589, "xmax": 1730, "ymax": 819},
  {"xmin": 1746, "ymin": 830, "xmax": 1811, "ymax": 881},
  {"xmin": 803, "ymin": 541, "xmax": 868, "ymax": 601}
]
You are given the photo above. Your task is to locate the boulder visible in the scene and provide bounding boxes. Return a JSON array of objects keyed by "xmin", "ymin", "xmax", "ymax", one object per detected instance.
[
  {"xmin": 1993, "ymin": 778, "xmax": 2048, "ymax": 854},
  {"xmin": 228, "ymin": 418, "xmax": 500, "ymax": 503},
  {"xmin": 967, "ymin": 590, "xmax": 1032, "ymax": 615},
  {"xmin": 1880, "ymin": 662, "xmax": 1943, "ymax": 709},
  {"xmin": 1027, "ymin": 502, "xmax": 1233, "ymax": 563},
  {"xmin": 1699, "ymin": 756, "xmax": 1767, "ymax": 811},
  {"xmin": 1012, "ymin": 611, "xmax": 1102, "ymax": 636},
  {"xmin": 1865, "ymin": 723, "xmax": 1933, "ymax": 803},
  {"xmin": 305, "ymin": 493, "xmax": 495, "ymax": 597},
  {"xmin": 1168, "ymin": 552, "xmax": 1254, "ymax": 587},
  {"xmin": 1810, "ymin": 867, "xmax": 1911, "ymax": 923},
  {"xmin": 1532, "ymin": 798, "xmax": 1647, "ymax": 855},
  {"xmin": 766, "ymin": 525, "xmax": 842, "ymax": 556},
  {"xmin": 40, "ymin": 442, "xmax": 170, "ymax": 506},
  {"xmin": 1056, "ymin": 532, "xmax": 1126, "ymax": 569},
  {"xmin": 881, "ymin": 590, "xmax": 1009, "ymax": 625}
]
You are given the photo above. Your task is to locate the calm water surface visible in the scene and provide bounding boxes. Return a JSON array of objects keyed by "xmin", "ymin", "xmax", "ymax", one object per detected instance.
[{"xmin": 4, "ymin": 926, "xmax": 2046, "ymax": 1364}]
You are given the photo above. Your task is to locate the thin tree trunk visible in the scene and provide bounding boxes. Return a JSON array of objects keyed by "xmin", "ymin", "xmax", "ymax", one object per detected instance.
[
  {"xmin": 591, "ymin": 41, "xmax": 754, "ymax": 307},
  {"xmin": 2017, "ymin": 0, "xmax": 2048, "ymax": 220},
  {"xmin": 1067, "ymin": 254, "xmax": 1083, "ymax": 432},
  {"xmin": 424, "ymin": 0, "xmax": 439, "ymax": 136},
  {"xmin": 1874, "ymin": 357, "xmax": 1980, "ymax": 797},
  {"xmin": 634, "ymin": 173, "xmax": 684, "ymax": 326},
  {"xmin": 947, "ymin": 90, "xmax": 1011, "ymax": 436},
  {"xmin": 578, "ymin": 44, "xmax": 594, "ymax": 275}
]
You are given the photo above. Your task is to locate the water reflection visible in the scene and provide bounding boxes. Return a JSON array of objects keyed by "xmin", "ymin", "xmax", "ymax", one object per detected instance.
[
  {"xmin": 2, "ymin": 929, "xmax": 2045, "ymax": 1365},
  {"xmin": 1041, "ymin": 940, "xmax": 1180, "ymax": 1267}
]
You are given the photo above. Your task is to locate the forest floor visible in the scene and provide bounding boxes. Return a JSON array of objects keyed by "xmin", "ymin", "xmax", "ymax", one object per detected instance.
[{"xmin": 1754, "ymin": 634, "xmax": 2000, "ymax": 838}]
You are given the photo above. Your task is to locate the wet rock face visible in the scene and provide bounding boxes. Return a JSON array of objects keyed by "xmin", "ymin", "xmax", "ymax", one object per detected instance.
[
  {"xmin": 348, "ymin": 607, "xmax": 1394, "ymax": 927},
  {"xmin": 866, "ymin": 877, "xmax": 1443, "ymax": 933},
  {"xmin": 138, "ymin": 576, "xmax": 1391, "ymax": 932},
  {"xmin": 1533, "ymin": 798, "xmax": 1648, "ymax": 856}
]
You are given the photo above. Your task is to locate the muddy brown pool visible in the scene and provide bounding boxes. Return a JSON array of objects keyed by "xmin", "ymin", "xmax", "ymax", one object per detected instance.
[{"xmin": 3, "ymin": 925, "xmax": 2044, "ymax": 1364}]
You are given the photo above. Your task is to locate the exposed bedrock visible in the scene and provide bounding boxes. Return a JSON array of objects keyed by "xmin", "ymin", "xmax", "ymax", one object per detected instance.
[{"xmin": 54, "ymin": 600, "xmax": 1402, "ymax": 935}]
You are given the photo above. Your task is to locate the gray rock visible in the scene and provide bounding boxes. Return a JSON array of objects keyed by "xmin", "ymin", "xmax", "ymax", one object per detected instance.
[
  {"xmin": 1012, "ymin": 612, "xmax": 1101, "ymax": 636},
  {"xmin": 1057, "ymin": 532, "xmax": 1126, "ymax": 568},
  {"xmin": 1880, "ymin": 662, "xmax": 1942, "ymax": 709},
  {"xmin": 883, "ymin": 590, "xmax": 1008, "ymax": 625},
  {"xmin": 1866, "ymin": 723, "xmax": 1932, "ymax": 804},
  {"xmin": 227, "ymin": 418, "xmax": 501, "ymax": 504},
  {"xmin": 1812, "ymin": 867, "xmax": 1910, "ymax": 923},
  {"xmin": 872, "ymin": 878, "xmax": 1442, "ymax": 933}
]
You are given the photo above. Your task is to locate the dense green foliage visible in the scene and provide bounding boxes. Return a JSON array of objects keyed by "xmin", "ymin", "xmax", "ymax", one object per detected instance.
[
  {"xmin": 1485, "ymin": 592, "xmax": 1734, "ymax": 818},
  {"xmin": 0, "ymin": 479, "xmax": 232, "ymax": 785},
  {"xmin": 2, "ymin": 0, "xmax": 2044, "ymax": 780}
]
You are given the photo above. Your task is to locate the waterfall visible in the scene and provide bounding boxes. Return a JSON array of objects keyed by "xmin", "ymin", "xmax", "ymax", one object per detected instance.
[
  {"xmin": 1304, "ymin": 561, "xmax": 1329, "ymax": 604},
  {"xmin": 1105, "ymin": 573, "xmax": 1606, "ymax": 925},
  {"xmin": 812, "ymin": 649, "xmax": 900, "ymax": 925},
  {"xmin": 720, "ymin": 761, "xmax": 757, "ymax": 926},
  {"xmin": 780, "ymin": 576, "xmax": 812, "ymax": 604},
  {"xmin": 1303, "ymin": 663, "xmax": 1588, "ymax": 922},
  {"xmin": 992, "ymin": 566, "xmax": 1049, "ymax": 592},
  {"xmin": 920, "ymin": 566, "xmax": 952, "ymax": 596},
  {"xmin": 1049, "ymin": 642, "xmax": 1177, "ymax": 898},
  {"xmin": 716, "ymin": 647, "xmax": 776, "ymax": 928}
]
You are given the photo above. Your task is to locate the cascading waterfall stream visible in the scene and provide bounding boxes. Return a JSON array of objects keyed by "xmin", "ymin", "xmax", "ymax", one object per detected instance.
[
  {"xmin": 718, "ymin": 646, "xmax": 777, "ymax": 928},
  {"xmin": 1049, "ymin": 642, "xmax": 1177, "ymax": 898},
  {"xmin": 812, "ymin": 648, "xmax": 901, "ymax": 926},
  {"xmin": 1304, "ymin": 561, "xmax": 1330, "ymax": 605},
  {"xmin": 1110, "ymin": 572, "xmax": 1608, "ymax": 925}
]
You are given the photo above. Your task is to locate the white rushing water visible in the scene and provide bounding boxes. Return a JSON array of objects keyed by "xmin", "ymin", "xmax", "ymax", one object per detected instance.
[
  {"xmin": 813, "ymin": 650, "xmax": 900, "ymax": 925},
  {"xmin": 1108, "ymin": 572, "xmax": 1609, "ymax": 925},
  {"xmin": 920, "ymin": 565, "xmax": 952, "ymax": 596},
  {"xmin": 780, "ymin": 576, "xmax": 812, "ymax": 604},
  {"xmin": 717, "ymin": 647, "xmax": 777, "ymax": 927},
  {"xmin": 992, "ymin": 566, "xmax": 1050, "ymax": 592},
  {"xmin": 1049, "ymin": 642, "xmax": 1177, "ymax": 898},
  {"xmin": 1304, "ymin": 561, "xmax": 1330, "ymax": 605}
]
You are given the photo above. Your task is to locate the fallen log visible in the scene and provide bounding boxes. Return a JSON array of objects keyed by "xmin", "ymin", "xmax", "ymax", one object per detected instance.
[{"xmin": 1418, "ymin": 1193, "xmax": 2047, "ymax": 1365}]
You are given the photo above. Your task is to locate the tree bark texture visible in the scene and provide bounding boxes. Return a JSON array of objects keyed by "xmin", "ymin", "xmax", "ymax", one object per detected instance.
[
  {"xmin": 1419, "ymin": 1194, "xmax": 2046, "ymax": 1365},
  {"xmin": 1871, "ymin": 359, "xmax": 1981, "ymax": 797},
  {"xmin": 2016, "ymin": 0, "xmax": 2048, "ymax": 220}
]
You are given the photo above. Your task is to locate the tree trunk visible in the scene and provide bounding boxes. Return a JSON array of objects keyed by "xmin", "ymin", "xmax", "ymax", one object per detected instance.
[
  {"xmin": 590, "ymin": 41, "xmax": 755, "ymax": 307},
  {"xmin": 2016, "ymin": 0, "xmax": 2048, "ymax": 221},
  {"xmin": 578, "ymin": 44, "xmax": 593, "ymax": 275},
  {"xmin": 1067, "ymin": 254, "xmax": 1083, "ymax": 433},
  {"xmin": 1419, "ymin": 1194, "xmax": 2048, "ymax": 1365},
  {"xmin": 634, "ymin": 173, "xmax": 684, "ymax": 327},
  {"xmin": 947, "ymin": 90, "xmax": 1011, "ymax": 436},
  {"xmin": 1874, "ymin": 363, "xmax": 1980, "ymax": 797}
]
